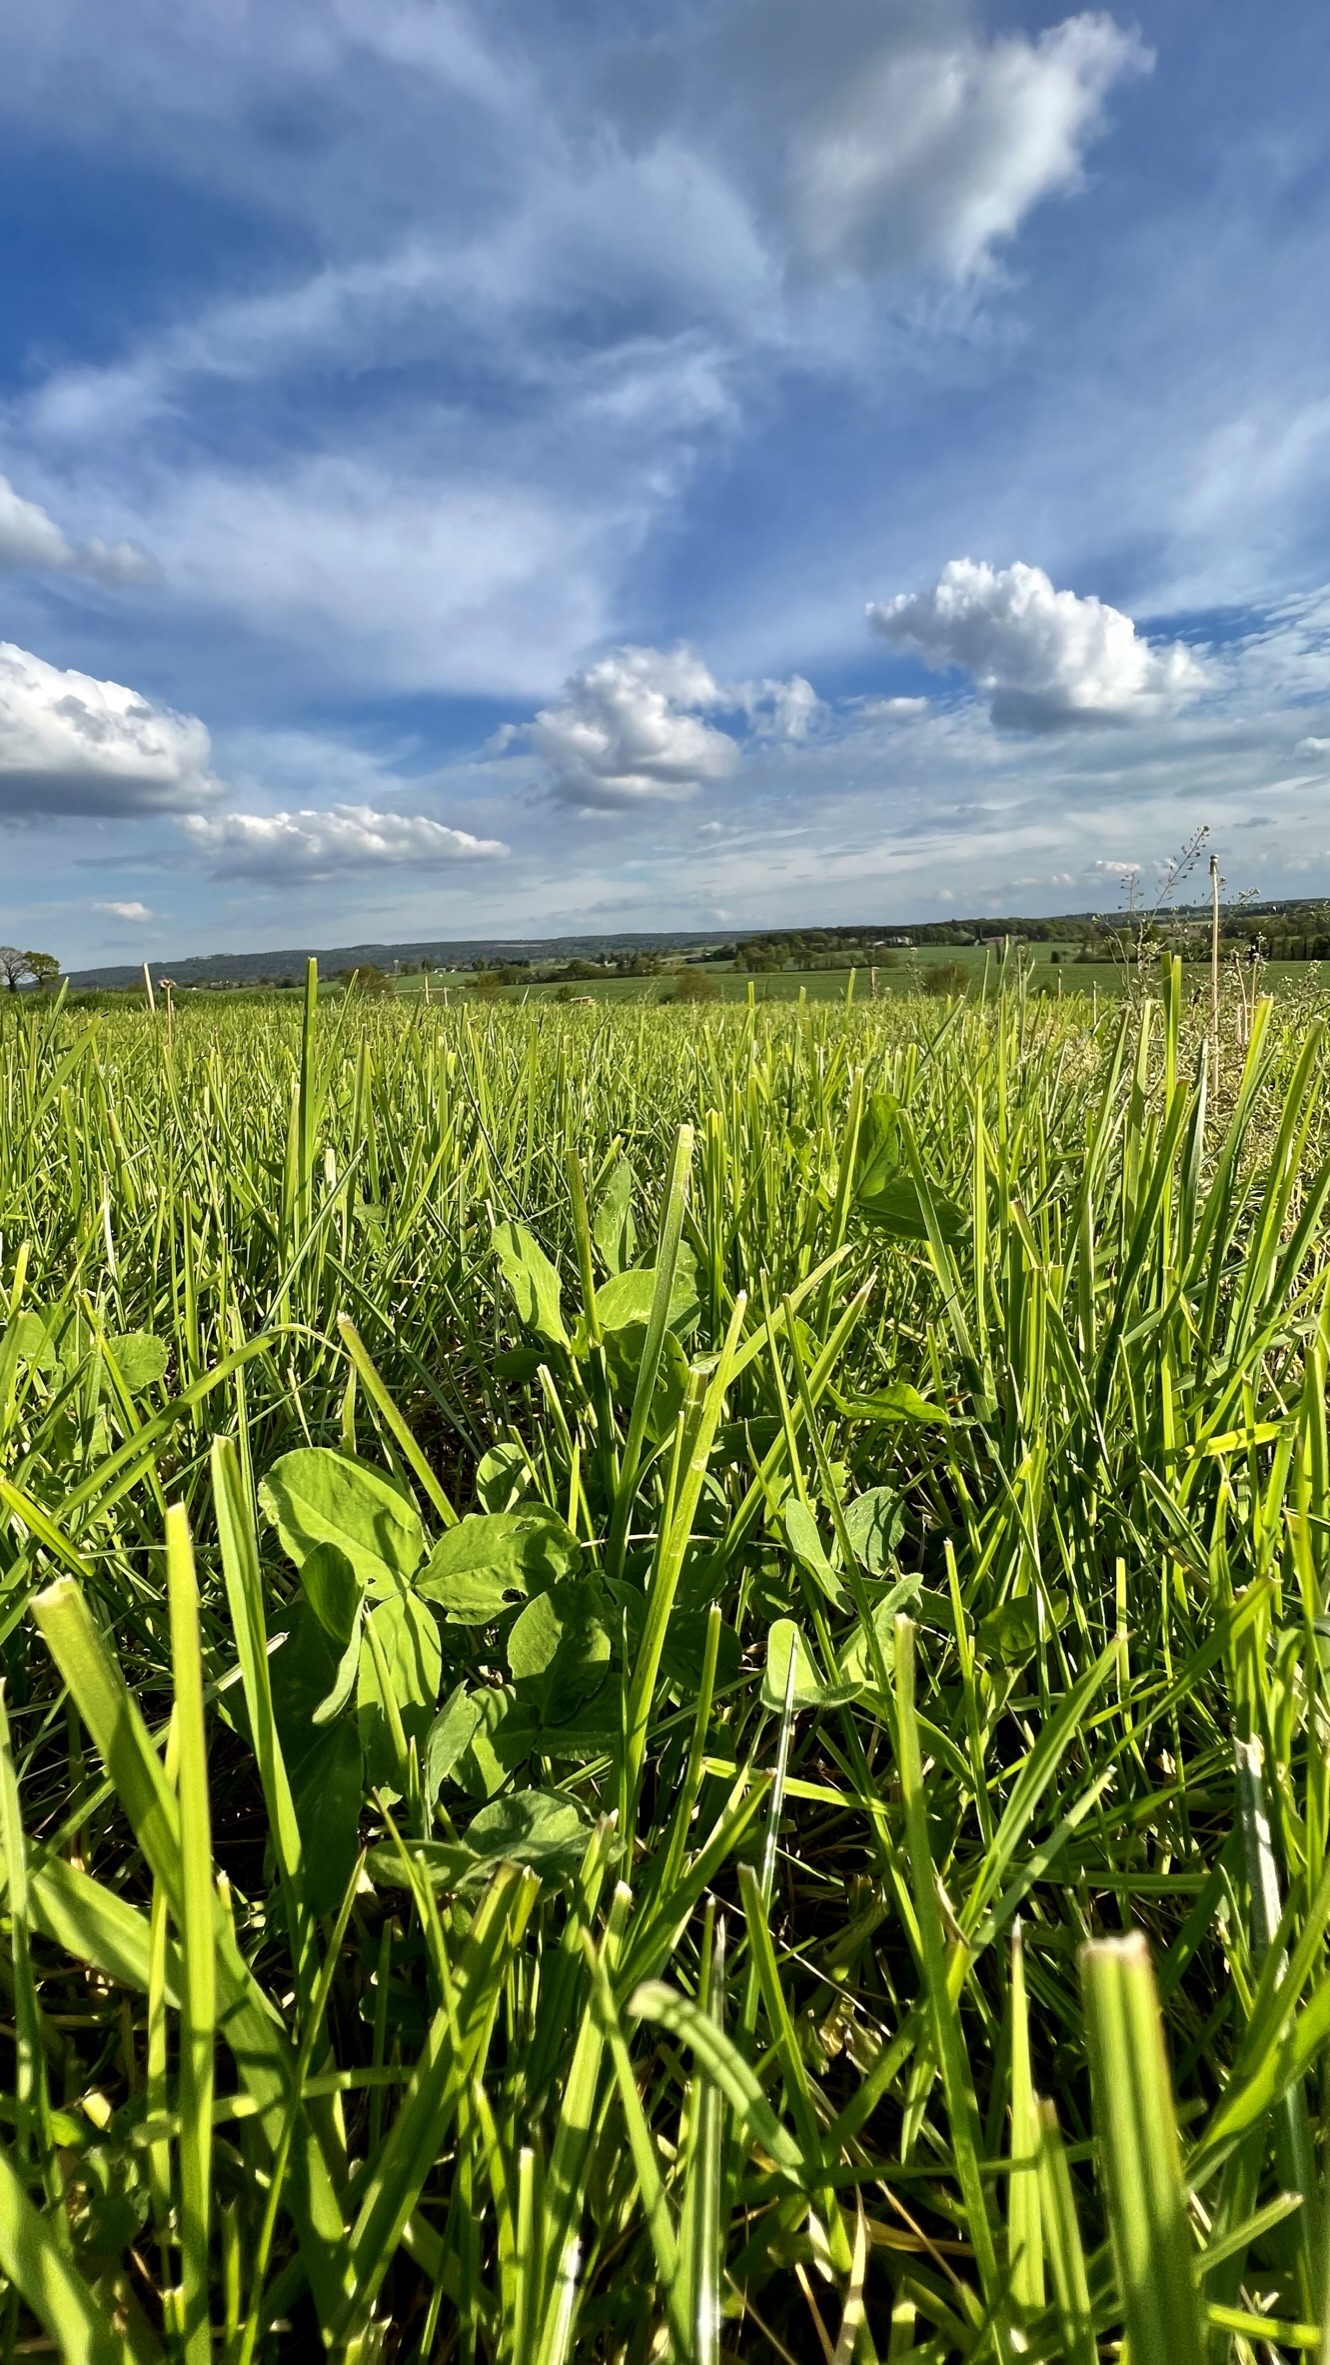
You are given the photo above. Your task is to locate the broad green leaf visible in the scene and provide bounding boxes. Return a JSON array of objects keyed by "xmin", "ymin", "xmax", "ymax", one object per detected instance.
[
  {"xmin": 418, "ymin": 1505, "xmax": 580, "ymax": 1621},
  {"xmin": 270, "ymin": 1599, "xmax": 366, "ymax": 1908},
  {"xmin": 260, "ymin": 1447, "xmax": 425, "ymax": 1596},
  {"xmin": 493, "ymin": 1218, "xmax": 567, "ymax": 1344},
  {"xmin": 106, "ymin": 1331, "xmax": 167, "ymax": 1392},
  {"xmin": 358, "ymin": 1592, "xmax": 443, "ymax": 1788},
  {"xmin": 853, "ymin": 1088, "xmax": 902, "ymax": 1200},
  {"xmin": 464, "ymin": 1789, "xmax": 591, "ymax": 1878},
  {"xmin": 977, "ymin": 1591, "xmax": 1069, "ymax": 1667},
  {"xmin": 475, "ymin": 1440, "xmax": 529, "ymax": 1513},
  {"xmin": 843, "ymin": 1485, "xmax": 905, "ymax": 1573},
  {"xmin": 856, "ymin": 1172, "xmax": 965, "ymax": 1243},
  {"xmin": 593, "ymin": 1157, "xmax": 637, "ymax": 1274},
  {"xmin": 761, "ymin": 1618, "xmax": 860, "ymax": 1712},
  {"xmin": 506, "ymin": 1578, "xmax": 611, "ymax": 1724},
  {"xmin": 424, "ymin": 1684, "xmax": 483, "ymax": 1794},
  {"xmin": 453, "ymin": 1685, "xmax": 537, "ymax": 1799},
  {"xmin": 300, "ymin": 1540, "xmax": 363, "ymax": 1644},
  {"xmin": 3, "ymin": 1309, "xmax": 61, "ymax": 1373},
  {"xmin": 271, "ymin": 1595, "xmax": 344, "ymax": 1742},
  {"xmin": 596, "ymin": 1254, "xmax": 698, "ymax": 1337},
  {"xmin": 835, "ymin": 1380, "xmax": 951, "ymax": 1427},
  {"xmin": 311, "ymin": 1626, "xmax": 360, "ymax": 1727},
  {"xmin": 784, "ymin": 1500, "xmax": 847, "ymax": 1607},
  {"xmin": 838, "ymin": 1576, "xmax": 921, "ymax": 1690},
  {"xmin": 603, "ymin": 1321, "xmax": 690, "ymax": 1443},
  {"xmin": 290, "ymin": 1724, "xmax": 364, "ymax": 1915}
]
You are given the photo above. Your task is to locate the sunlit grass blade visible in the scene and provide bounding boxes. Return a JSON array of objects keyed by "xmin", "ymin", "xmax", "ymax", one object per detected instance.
[
  {"xmin": 1082, "ymin": 1930, "xmax": 1205, "ymax": 2365},
  {"xmin": 164, "ymin": 1503, "xmax": 216, "ymax": 2365}
]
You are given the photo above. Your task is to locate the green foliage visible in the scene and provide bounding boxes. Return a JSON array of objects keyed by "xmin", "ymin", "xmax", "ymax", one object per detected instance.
[
  {"xmin": 2, "ymin": 970, "xmax": 1330, "ymax": 2357},
  {"xmin": 668, "ymin": 964, "xmax": 722, "ymax": 1002}
]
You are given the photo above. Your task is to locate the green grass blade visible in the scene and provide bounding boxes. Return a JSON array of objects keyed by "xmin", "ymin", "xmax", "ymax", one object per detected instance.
[
  {"xmin": 1082, "ymin": 1930, "xmax": 1205, "ymax": 2365},
  {"xmin": 164, "ymin": 1504, "xmax": 216, "ymax": 2365}
]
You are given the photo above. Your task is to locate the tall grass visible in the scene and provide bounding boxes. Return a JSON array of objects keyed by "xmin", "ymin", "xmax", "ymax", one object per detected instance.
[{"xmin": 1, "ymin": 964, "xmax": 1329, "ymax": 2357}]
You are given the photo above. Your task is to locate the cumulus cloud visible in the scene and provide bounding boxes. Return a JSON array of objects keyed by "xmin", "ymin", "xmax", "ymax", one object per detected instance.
[
  {"xmin": 523, "ymin": 647, "xmax": 741, "ymax": 808},
  {"xmin": 0, "ymin": 642, "xmax": 221, "ymax": 815},
  {"xmin": 1295, "ymin": 736, "xmax": 1330, "ymax": 758},
  {"xmin": 512, "ymin": 645, "xmax": 819, "ymax": 809},
  {"xmin": 738, "ymin": 674, "xmax": 822, "ymax": 738},
  {"xmin": 0, "ymin": 474, "xmax": 153, "ymax": 584},
  {"xmin": 95, "ymin": 900, "xmax": 157, "ymax": 922},
  {"xmin": 792, "ymin": 14, "xmax": 1149, "ymax": 278},
  {"xmin": 178, "ymin": 804, "xmax": 509, "ymax": 880},
  {"xmin": 868, "ymin": 559, "xmax": 1206, "ymax": 729}
]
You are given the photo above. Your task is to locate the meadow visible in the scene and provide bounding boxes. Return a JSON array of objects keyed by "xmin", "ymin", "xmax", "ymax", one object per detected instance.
[
  {"xmin": 2, "ymin": 967, "xmax": 1330, "ymax": 2361},
  {"xmin": 383, "ymin": 949, "xmax": 1321, "ymax": 1008}
]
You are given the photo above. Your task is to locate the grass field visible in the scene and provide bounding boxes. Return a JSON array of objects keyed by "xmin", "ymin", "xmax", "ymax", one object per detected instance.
[
  {"xmin": 3, "ymin": 966, "xmax": 1330, "ymax": 2360},
  {"xmin": 385, "ymin": 949, "xmax": 1324, "ymax": 1007}
]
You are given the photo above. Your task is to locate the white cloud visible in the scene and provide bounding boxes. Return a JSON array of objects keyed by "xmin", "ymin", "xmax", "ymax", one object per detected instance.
[
  {"xmin": 523, "ymin": 647, "xmax": 742, "ymax": 808},
  {"xmin": 792, "ymin": 14, "xmax": 1149, "ymax": 279},
  {"xmin": 1295, "ymin": 736, "xmax": 1330, "ymax": 758},
  {"xmin": 511, "ymin": 645, "xmax": 822, "ymax": 808},
  {"xmin": 179, "ymin": 804, "xmax": 509, "ymax": 880},
  {"xmin": 738, "ymin": 674, "xmax": 823, "ymax": 738},
  {"xmin": 857, "ymin": 695, "xmax": 931, "ymax": 722},
  {"xmin": 0, "ymin": 642, "xmax": 221, "ymax": 815},
  {"xmin": 119, "ymin": 457, "xmax": 629, "ymax": 699},
  {"xmin": 94, "ymin": 899, "xmax": 157, "ymax": 922},
  {"xmin": 868, "ymin": 559, "xmax": 1206, "ymax": 729},
  {"xmin": 0, "ymin": 474, "xmax": 152, "ymax": 584}
]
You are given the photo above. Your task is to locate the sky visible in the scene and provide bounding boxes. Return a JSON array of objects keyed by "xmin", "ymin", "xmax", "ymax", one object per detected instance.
[{"xmin": 0, "ymin": 0, "xmax": 1327, "ymax": 967}]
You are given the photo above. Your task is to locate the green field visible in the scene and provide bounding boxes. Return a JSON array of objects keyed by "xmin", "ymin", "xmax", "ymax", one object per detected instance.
[
  {"xmin": 3, "ymin": 968, "xmax": 1330, "ymax": 2360},
  {"xmin": 386, "ymin": 947, "xmax": 1324, "ymax": 1007}
]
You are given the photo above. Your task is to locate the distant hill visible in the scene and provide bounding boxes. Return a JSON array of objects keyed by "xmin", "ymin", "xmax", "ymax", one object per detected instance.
[
  {"xmin": 58, "ymin": 893, "xmax": 1330, "ymax": 989},
  {"xmin": 64, "ymin": 929, "xmax": 741, "ymax": 990}
]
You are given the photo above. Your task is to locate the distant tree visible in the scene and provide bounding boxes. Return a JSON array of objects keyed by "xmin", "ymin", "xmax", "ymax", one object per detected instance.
[
  {"xmin": 669, "ymin": 967, "xmax": 721, "ymax": 1005},
  {"xmin": 921, "ymin": 960, "xmax": 970, "ymax": 998},
  {"xmin": 346, "ymin": 963, "xmax": 392, "ymax": 995},
  {"xmin": 0, "ymin": 946, "xmax": 58, "ymax": 993},
  {"xmin": 469, "ymin": 968, "xmax": 507, "ymax": 1000}
]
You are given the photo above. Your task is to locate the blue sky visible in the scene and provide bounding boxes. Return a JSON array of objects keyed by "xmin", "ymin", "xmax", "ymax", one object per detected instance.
[{"xmin": 0, "ymin": 0, "xmax": 1327, "ymax": 965}]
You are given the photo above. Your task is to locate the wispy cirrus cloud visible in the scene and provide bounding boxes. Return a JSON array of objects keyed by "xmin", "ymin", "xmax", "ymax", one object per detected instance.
[{"xmin": 0, "ymin": 473, "xmax": 152, "ymax": 584}]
